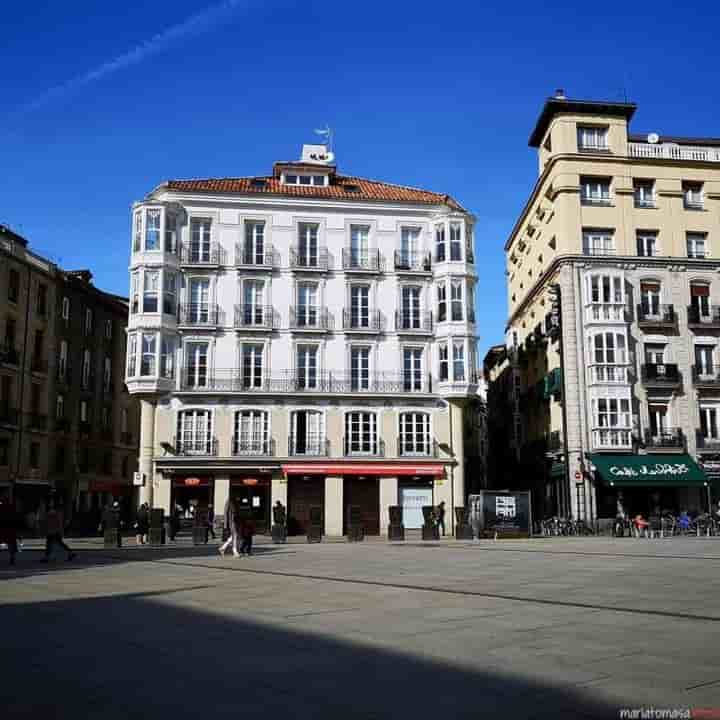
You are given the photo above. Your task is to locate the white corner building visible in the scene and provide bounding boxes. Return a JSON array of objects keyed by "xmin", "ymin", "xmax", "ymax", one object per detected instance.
[{"xmin": 125, "ymin": 144, "xmax": 482, "ymax": 536}]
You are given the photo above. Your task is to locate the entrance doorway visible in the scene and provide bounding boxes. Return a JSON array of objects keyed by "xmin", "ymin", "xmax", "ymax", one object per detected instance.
[
  {"xmin": 171, "ymin": 479, "xmax": 213, "ymax": 535},
  {"xmin": 399, "ymin": 482, "xmax": 433, "ymax": 529},
  {"xmin": 343, "ymin": 476, "xmax": 380, "ymax": 535},
  {"xmin": 288, "ymin": 475, "xmax": 324, "ymax": 535},
  {"xmin": 229, "ymin": 477, "xmax": 270, "ymax": 533}
]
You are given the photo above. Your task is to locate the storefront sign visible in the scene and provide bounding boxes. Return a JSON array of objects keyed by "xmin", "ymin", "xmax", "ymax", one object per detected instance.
[
  {"xmin": 609, "ymin": 463, "xmax": 690, "ymax": 478},
  {"xmin": 242, "ymin": 478, "xmax": 259, "ymax": 486},
  {"xmin": 173, "ymin": 477, "xmax": 211, "ymax": 487},
  {"xmin": 184, "ymin": 477, "xmax": 202, "ymax": 486}
]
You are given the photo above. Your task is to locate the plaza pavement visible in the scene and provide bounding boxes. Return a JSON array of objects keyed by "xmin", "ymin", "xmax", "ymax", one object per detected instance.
[{"xmin": 2, "ymin": 535, "xmax": 720, "ymax": 719}]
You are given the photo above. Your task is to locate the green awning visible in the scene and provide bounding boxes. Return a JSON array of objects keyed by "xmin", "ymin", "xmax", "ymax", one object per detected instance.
[{"xmin": 590, "ymin": 453, "xmax": 708, "ymax": 487}]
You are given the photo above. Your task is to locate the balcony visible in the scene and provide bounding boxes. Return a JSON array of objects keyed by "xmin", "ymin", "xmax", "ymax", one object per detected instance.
[
  {"xmin": 643, "ymin": 428, "xmax": 685, "ymax": 450},
  {"xmin": 341, "ymin": 248, "xmax": 383, "ymax": 273},
  {"xmin": 637, "ymin": 304, "xmax": 677, "ymax": 330},
  {"xmin": 394, "ymin": 250, "xmax": 431, "ymax": 273},
  {"xmin": 342, "ymin": 309, "xmax": 385, "ymax": 333},
  {"xmin": 588, "ymin": 365, "xmax": 629, "ymax": 384},
  {"xmin": 178, "ymin": 370, "xmax": 433, "ymax": 394},
  {"xmin": 288, "ymin": 435, "xmax": 330, "ymax": 457},
  {"xmin": 233, "ymin": 305, "xmax": 276, "ymax": 331},
  {"xmin": 0, "ymin": 407, "xmax": 20, "ymax": 426},
  {"xmin": 232, "ymin": 438, "xmax": 275, "ymax": 456},
  {"xmin": 0, "ymin": 343, "xmax": 19, "ymax": 366},
  {"xmin": 395, "ymin": 311, "xmax": 433, "ymax": 334},
  {"xmin": 687, "ymin": 306, "xmax": 720, "ymax": 330},
  {"xmin": 26, "ymin": 413, "xmax": 48, "ymax": 431},
  {"xmin": 234, "ymin": 243, "xmax": 277, "ymax": 269},
  {"xmin": 289, "ymin": 307, "xmax": 333, "ymax": 332},
  {"xmin": 174, "ymin": 436, "xmax": 219, "ymax": 456},
  {"xmin": 693, "ymin": 365, "xmax": 720, "ymax": 388},
  {"xmin": 629, "ymin": 142, "xmax": 720, "ymax": 163},
  {"xmin": 343, "ymin": 437, "xmax": 385, "ymax": 458},
  {"xmin": 180, "ymin": 243, "xmax": 224, "ymax": 266},
  {"xmin": 641, "ymin": 363, "xmax": 681, "ymax": 388},
  {"xmin": 696, "ymin": 432, "xmax": 720, "ymax": 452},
  {"xmin": 397, "ymin": 437, "xmax": 438, "ymax": 458},
  {"xmin": 289, "ymin": 246, "xmax": 329, "ymax": 271},
  {"xmin": 177, "ymin": 303, "xmax": 220, "ymax": 328},
  {"xmin": 591, "ymin": 428, "xmax": 632, "ymax": 450}
]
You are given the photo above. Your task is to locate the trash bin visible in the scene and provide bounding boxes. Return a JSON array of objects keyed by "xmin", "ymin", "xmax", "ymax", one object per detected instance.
[{"xmin": 388, "ymin": 505, "xmax": 404, "ymax": 541}]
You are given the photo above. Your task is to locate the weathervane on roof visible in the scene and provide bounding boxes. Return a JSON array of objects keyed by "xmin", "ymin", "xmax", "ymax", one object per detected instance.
[{"xmin": 314, "ymin": 125, "xmax": 333, "ymax": 152}]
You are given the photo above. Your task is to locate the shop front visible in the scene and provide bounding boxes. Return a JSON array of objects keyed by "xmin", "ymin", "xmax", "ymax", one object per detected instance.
[
  {"xmin": 229, "ymin": 476, "xmax": 271, "ymax": 533},
  {"xmin": 590, "ymin": 453, "xmax": 710, "ymax": 518},
  {"xmin": 282, "ymin": 462, "xmax": 446, "ymax": 537},
  {"xmin": 171, "ymin": 476, "xmax": 214, "ymax": 531}
]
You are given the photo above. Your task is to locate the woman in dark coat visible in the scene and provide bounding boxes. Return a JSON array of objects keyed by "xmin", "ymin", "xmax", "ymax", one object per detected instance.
[
  {"xmin": 135, "ymin": 503, "xmax": 149, "ymax": 545},
  {"xmin": 218, "ymin": 498, "xmax": 240, "ymax": 557}
]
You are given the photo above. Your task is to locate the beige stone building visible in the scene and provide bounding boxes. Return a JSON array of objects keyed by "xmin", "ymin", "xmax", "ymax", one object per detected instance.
[{"xmin": 497, "ymin": 92, "xmax": 720, "ymax": 524}]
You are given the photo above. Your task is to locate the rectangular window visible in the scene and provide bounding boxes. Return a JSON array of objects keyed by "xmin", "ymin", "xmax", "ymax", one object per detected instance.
[
  {"xmin": 345, "ymin": 412, "xmax": 378, "ymax": 455},
  {"xmin": 453, "ymin": 341, "xmax": 465, "ymax": 381},
  {"xmin": 61, "ymin": 296, "xmax": 70, "ymax": 322},
  {"xmin": 102, "ymin": 406, "xmax": 111, "ymax": 430},
  {"xmin": 640, "ymin": 282, "xmax": 662, "ymax": 317},
  {"xmin": 583, "ymin": 229, "xmax": 614, "ymax": 256},
  {"xmin": 400, "ymin": 227, "xmax": 420, "ymax": 268},
  {"xmin": 580, "ymin": 177, "xmax": 611, "ymax": 205},
  {"xmin": 81, "ymin": 349, "xmax": 91, "ymax": 388},
  {"xmin": 244, "ymin": 222, "xmax": 265, "ymax": 265},
  {"xmin": 143, "ymin": 271, "xmax": 159, "ymax": 313},
  {"xmin": 291, "ymin": 410, "xmax": 323, "ymax": 455},
  {"xmin": 85, "ymin": 308, "xmax": 93, "ymax": 335},
  {"xmin": 577, "ymin": 125, "xmax": 608, "ymax": 151},
  {"xmin": 8, "ymin": 269, "xmax": 19, "ymax": 303},
  {"xmin": 399, "ymin": 412, "xmax": 430, "ymax": 456},
  {"xmin": 165, "ymin": 212, "xmax": 178, "ymax": 253},
  {"xmin": 350, "ymin": 346, "xmax": 370, "ymax": 391},
  {"xmin": 634, "ymin": 180, "xmax": 655, "ymax": 208},
  {"xmin": 350, "ymin": 285, "xmax": 370, "ymax": 328},
  {"xmin": 296, "ymin": 283, "xmax": 318, "ymax": 327},
  {"xmin": 140, "ymin": 334, "xmax": 156, "ymax": 376},
  {"xmin": 439, "ymin": 342, "xmax": 449, "ymax": 381},
  {"xmin": 185, "ymin": 343, "xmax": 208, "ymax": 388},
  {"xmin": 403, "ymin": 348, "xmax": 423, "ymax": 391},
  {"xmin": 450, "ymin": 223, "xmax": 463, "ymax": 261},
  {"xmin": 349, "ymin": 225, "xmax": 370, "ymax": 268},
  {"xmin": 242, "ymin": 280, "xmax": 265, "ymax": 326},
  {"xmin": 121, "ymin": 408, "xmax": 129, "ymax": 433},
  {"xmin": 160, "ymin": 336, "xmax": 175, "ymax": 378},
  {"xmin": 163, "ymin": 273, "xmax": 177, "ymax": 315},
  {"xmin": 104, "ymin": 318, "xmax": 113, "ymax": 339},
  {"xmin": 130, "ymin": 272, "xmax": 139, "ymax": 314},
  {"xmin": 177, "ymin": 409, "xmax": 213, "ymax": 455},
  {"xmin": 636, "ymin": 231, "xmax": 658, "ymax": 257},
  {"xmin": 80, "ymin": 400, "xmax": 89, "ymax": 423},
  {"xmin": 451, "ymin": 281, "xmax": 463, "ymax": 321},
  {"xmin": 103, "ymin": 357, "xmax": 111, "ymax": 392},
  {"xmin": 437, "ymin": 284, "xmax": 447, "ymax": 322},
  {"xmin": 297, "ymin": 223, "xmax": 319, "ymax": 267},
  {"xmin": 297, "ymin": 345, "xmax": 318, "ymax": 390},
  {"xmin": 644, "ymin": 343, "xmax": 666, "ymax": 365},
  {"xmin": 188, "ymin": 278, "xmax": 211, "ymax": 323},
  {"xmin": 133, "ymin": 211, "xmax": 142, "ymax": 252},
  {"xmin": 687, "ymin": 233, "xmax": 707, "ymax": 259},
  {"xmin": 700, "ymin": 406, "xmax": 720, "ymax": 440},
  {"xmin": 683, "ymin": 182, "xmax": 704, "ymax": 210},
  {"xmin": 234, "ymin": 410, "xmax": 269, "ymax": 455},
  {"xmin": 241, "ymin": 344, "xmax": 264, "ymax": 389},
  {"xmin": 127, "ymin": 334, "xmax": 137, "ymax": 377},
  {"xmin": 435, "ymin": 225, "xmax": 446, "ymax": 262},
  {"xmin": 695, "ymin": 345, "xmax": 714, "ymax": 376},
  {"xmin": 189, "ymin": 219, "xmax": 212, "ymax": 262},
  {"xmin": 37, "ymin": 284, "xmax": 47, "ymax": 316},
  {"xmin": 400, "ymin": 286, "xmax": 421, "ymax": 329},
  {"xmin": 145, "ymin": 209, "xmax": 161, "ymax": 250},
  {"xmin": 56, "ymin": 394, "xmax": 64, "ymax": 420}
]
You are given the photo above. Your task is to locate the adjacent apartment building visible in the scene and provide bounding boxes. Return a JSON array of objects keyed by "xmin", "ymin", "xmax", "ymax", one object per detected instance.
[
  {"xmin": 126, "ymin": 144, "xmax": 482, "ymax": 536},
  {"xmin": 0, "ymin": 224, "xmax": 139, "ymax": 522},
  {"xmin": 490, "ymin": 92, "xmax": 720, "ymax": 524}
]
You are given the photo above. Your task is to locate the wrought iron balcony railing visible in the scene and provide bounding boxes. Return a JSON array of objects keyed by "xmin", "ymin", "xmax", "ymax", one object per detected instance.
[
  {"xmin": 343, "ymin": 436, "xmax": 385, "ymax": 457},
  {"xmin": 289, "ymin": 246, "xmax": 329, "ymax": 270},
  {"xmin": 234, "ymin": 243, "xmax": 277, "ymax": 268},
  {"xmin": 233, "ymin": 304, "xmax": 276, "ymax": 330},
  {"xmin": 180, "ymin": 243, "xmax": 224, "ymax": 265},
  {"xmin": 342, "ymin": 309, "xmax": 384, "ymax": 332},
  {"xmin": 687, "ymin": 306, "xmax": 720, "ymax": 327},
  {"xmin": 696, "ymin": 431, "xmax": 720, "ymax": 451},
  {"xmin": 289, "ymin": 307, "xmax": 333, "ymax": 331},
  {"xmin": 637, "ymin": 303, "xmax": 676, "ymax": 327},
  {"xmin": 641, "ymin": 363, "xmax": 681, "ymax": 386},
  {"xmin": 394, "ymin": 250, "xmax": 431, "ymax": 272},
  {"xmin": 177, "ymin": 303, "xmax": 220, "ymax": 326},
  {"xmin": 173, "ymin": 436, "xmax": 219, "ymax": 456},
  {"xmin": 643, "ymin": 428, "xmax": 684, "ymax": 449},
  {"xmin": 395, "ymin": 311, "xmax": 433, "ymax": 333},
  {"xmin": 288, "ymin": 435, "xmax": 330, "ymax": 457},
  {"xmin": 232, "ymin": 437, "xmax": 275, "ymax": 456},
  {"xmin": 341, "ymin": 248, "xmax": 383, "ymax": 272}
]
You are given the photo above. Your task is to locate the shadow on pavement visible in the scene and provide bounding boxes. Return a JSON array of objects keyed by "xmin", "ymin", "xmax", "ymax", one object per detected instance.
[{"xmin": 0, "ymin": 588, "xmax": 626, "ymax": 719}]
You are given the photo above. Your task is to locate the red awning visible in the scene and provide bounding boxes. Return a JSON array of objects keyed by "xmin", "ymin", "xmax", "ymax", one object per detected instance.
[
  {"xmin": 172, "ymin": 477, "xmax": 212, "ymax": 487},
  {"xmin": 281, "ymin": 464, "xmax": 445, "ymax": 477}
]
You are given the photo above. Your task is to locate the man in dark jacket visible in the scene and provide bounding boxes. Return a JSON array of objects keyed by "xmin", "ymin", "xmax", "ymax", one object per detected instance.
[
  {"xmin": 239, "ymin": 516, "xmax": 256, "ymax": 556},
  {"xmin": 0, "ymin": 496, "xmax": 20, "ymax": 566}
]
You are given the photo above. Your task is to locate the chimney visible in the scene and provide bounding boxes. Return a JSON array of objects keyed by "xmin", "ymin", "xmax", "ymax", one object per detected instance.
[{"xmin": 554, "ymin": 88, "xmax": 566, "ymax": 100}]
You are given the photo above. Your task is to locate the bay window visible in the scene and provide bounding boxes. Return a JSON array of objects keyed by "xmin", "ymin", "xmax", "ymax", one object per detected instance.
[
  {"xmin": 452, "ymin": 341, "xmax": 466, "ymax": 381},
  {"xmin": 437, "ymin": 284, "xmax": 447, "ymax": 322},
  {"xmin": 127, "ymin": 334, "xmax": 137, "ymax": 377},
  {"xmin": 131, "ymin": 272, "xmax": 139, "ymax": 314},
  {"xmin": 140, "ymin": 335, "xmax": 156, "ymax": 376},
  {"xmin": 165, "ymin": 212, "xmax": 178, "ymax": 254},
  {"xmin": 133, "ymin": 211, "xmax": 142, "ymax": 252},
  {"xmin": 143, "ymin": 271, "xmax": 159, "ymax": 313},
  {"xmin": 160, "ymin": 337, "xmax": 175, "ymax": 379},
  {"xmin": 590, "ymin": 332, "xmax": 627, "ymax": 383},
  {"xmin": 450, "ymin": 223, "xmax": 462, "ymax": 261},
  {"xmin": 593, "ymin": 397, "xmax": 631, "ymax": 447},
  {"xmin": 451, "ymin": 281, "xmax": 463, "ymax": 321},
  {"xmin": 435, "ymin": 225, "xmax": 446, "ymax": 262},
  {"xmin": 439, "ymin": 342, "xmax": 449, "ymax": 381},
  {"xmin": 163, "ymin": 273, "xmax": 177, "ymax": 315},
  {"xmin": 145, "ymin": 209, "xmax": 161, "ymax": 250}
]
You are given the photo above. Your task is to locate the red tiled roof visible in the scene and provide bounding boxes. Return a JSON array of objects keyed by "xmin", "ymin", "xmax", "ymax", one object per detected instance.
[{"xmin": 163, "ymin": 175, "xmax": 464, "ymax": 211}]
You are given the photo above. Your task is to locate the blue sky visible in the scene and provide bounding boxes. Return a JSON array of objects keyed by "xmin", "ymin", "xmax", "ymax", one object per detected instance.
[{"xmin": 2, "ymin": 0, "xmax": 719, "ymax": 359}]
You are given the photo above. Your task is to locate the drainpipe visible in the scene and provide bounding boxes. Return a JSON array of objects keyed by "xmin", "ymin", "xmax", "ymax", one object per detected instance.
[{"xmin": 13, "ymin": 263, "xmax": 32, "ymax": 503}]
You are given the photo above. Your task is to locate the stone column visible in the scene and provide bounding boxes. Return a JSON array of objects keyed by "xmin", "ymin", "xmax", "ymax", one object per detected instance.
[
  {"xmin": 379, "ymin": 477, "xmax": 398, "ymax": 534},
  {"xmin": 449, "ymin": 400, "xmax": 466, "ymax": 534},
  {"xmin": 271, "ymin": 473, "xmax": 288, "ymax": 511},
  {"xmin": 324, "ymin": 475, "xmax": 343, "ymax": 537},
  {"xmin": 214, "ymin": 475, "xmax": 230, "ymax": 529},
  {"xmin": 154, "ymin": 475, "xmax": 171, "ymax": 515},
  {"xmin": 139, "ymin": 399, "xmax": 156, "ymax": 508}
]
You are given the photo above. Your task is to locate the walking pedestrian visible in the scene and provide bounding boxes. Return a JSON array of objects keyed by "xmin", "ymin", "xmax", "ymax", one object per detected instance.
[
  {"xmin": 240, "ymin": 515, "xmax": 256, "ymax": 556},
  {"xmin": 207, "ymin": 503, "xmax": 217, "ymax": 540},
  {"xmin": 436, "ymin": 501, "xmax": 446, "ymax": 536},
  {"xmin": 41, "ymin": 498, "xmax": 76, "ymax": 562},
  {"xmin": 135, "ymin": 503, "xmax": 149, "ymax": 545},
  {"xmin": 218, "ymin": 498, "xmax": 240, "ymax": 557},
  {"xmin": 0, "ymin": 496, "xmax": 20, "ymax": 566}
]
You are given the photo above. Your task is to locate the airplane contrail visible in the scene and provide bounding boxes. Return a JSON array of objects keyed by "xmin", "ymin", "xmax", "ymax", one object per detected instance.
[{"xmin": 15, "ymin": 0, "xmax": 248, "ymax": 115}]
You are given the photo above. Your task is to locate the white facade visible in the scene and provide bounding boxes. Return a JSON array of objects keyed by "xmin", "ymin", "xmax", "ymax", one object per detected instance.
[{"xmin": 125, "ymin": 147, "xmax": 481, "ymax": 536}]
